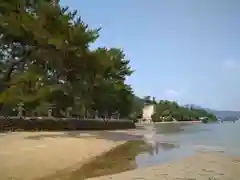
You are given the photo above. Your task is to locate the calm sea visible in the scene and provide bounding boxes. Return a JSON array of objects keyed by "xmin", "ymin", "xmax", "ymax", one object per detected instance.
[
  {"xmin": 42, "ymin": 121, "xmax": 240, "ymax": 178},
  {"xmin": 135, "ymin": 121, "xmax": 240, "ymax": 168}
]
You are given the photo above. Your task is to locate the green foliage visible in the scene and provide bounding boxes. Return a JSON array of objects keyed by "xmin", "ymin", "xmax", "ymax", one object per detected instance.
[
  {"xmin": 0, "ymin": 1, "xmax": 219, "ymax": 120},
  {"xmin": 152, "ymin": 100, "xmax": 217, "ymax": 122},
  {"xmin": 0, "ymin": 1, "xmax": 135, "ymax": 118},
  {"xmin": 143, "ymin": 96, "xmax": 156, "ymax": 105}
]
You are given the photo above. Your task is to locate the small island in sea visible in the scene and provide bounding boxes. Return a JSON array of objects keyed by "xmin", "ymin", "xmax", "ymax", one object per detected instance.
[{"xmin": 131, "ymin": 96, "xmax": 217, "ymax": 123}]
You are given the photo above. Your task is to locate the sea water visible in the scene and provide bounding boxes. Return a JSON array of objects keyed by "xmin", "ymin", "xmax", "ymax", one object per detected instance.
[{"xmin": 135, "ymin": 121, "xmax": 240, "ymax": 167}]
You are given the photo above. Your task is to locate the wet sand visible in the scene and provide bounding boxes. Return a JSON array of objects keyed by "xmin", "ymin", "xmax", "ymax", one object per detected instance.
[
  {"xmin": 39, "ymin": 140, "xmax": 148, "ymax": 180},
  {"xmin": 2, "ymin": 130, "xmax": 240, "ymax": 180},
  {"xmin": 0, "ymin": 131, "xmax": 126, "ymax": 180},
  {"xmin": 38, "ymin": 137, "xmax": 240, "ymax": 180},
  {"xmin": 87, "ymin": 151, "xmax": 240, "ymax": 180}
]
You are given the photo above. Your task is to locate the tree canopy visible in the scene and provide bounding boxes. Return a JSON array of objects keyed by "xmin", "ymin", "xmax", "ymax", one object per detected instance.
[
  {"xmin": 151, "ymin": 100, "xmax": 217, "ymax": 122},
  {"xmin": 0, "ymin": 1, "xmax": 218, "ymax": 121},
  {"xmin": 0, "ymin": 0, "xmax": 135, "ymax": 117}
]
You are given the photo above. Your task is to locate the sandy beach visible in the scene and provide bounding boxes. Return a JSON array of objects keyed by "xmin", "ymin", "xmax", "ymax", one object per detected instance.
[
  {"xmin": 1, "ymin": 130, "xmax": 240, "ymax": 180},
  {"xmin": 0, "ymin": 131, "xmax": 125, "ymax": 180},
  {"xmin": 88, "ymin": 151, "xmax": 240, "ymax": 180}
]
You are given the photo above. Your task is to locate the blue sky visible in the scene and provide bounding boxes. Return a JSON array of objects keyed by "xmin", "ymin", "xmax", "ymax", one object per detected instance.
[{"xmin": 60, "ymin": 0, "xmax": 240, "ymax": 111}]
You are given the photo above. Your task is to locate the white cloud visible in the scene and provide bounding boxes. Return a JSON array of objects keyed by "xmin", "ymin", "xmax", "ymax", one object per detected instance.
[
  {"xmin": 162, "ymin": 88, "xmax": 187, "ymax": 102},
  {"xmin": 164, "ymin": 89, "xmax": 180, "ymax": 97},
  {"xmin": 223, "ymin": 58, "xmax": 239, "ymax": 70}
]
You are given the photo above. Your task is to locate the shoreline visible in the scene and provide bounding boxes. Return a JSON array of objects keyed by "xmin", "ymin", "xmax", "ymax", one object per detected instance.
[
  {"xmin": 136, "ymin": 120, "xmax": 203, "ymax": 125},
  {"xmin": 0, "ymin": 131, "xmax": 126, "ymax": 180},
  {"xmin": 40, "ymin": 140, "xmax": 146, "ymax": 180},
  {"xmin": 2, "ymin": 128, "xmax": 239, "ymax": 180},
  {"xmin": 154, "ymin": 120, "xmax": 202, "ymax": 124},
  {"xmin": 87, "ymin": 151, "xmax": 240, "ymax": 180}
]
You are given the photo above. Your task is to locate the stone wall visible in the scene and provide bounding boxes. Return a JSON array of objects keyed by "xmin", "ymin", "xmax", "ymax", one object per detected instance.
[{"xmin": 0, "ymin": 117, "xmax": 136, "ymax": 132}]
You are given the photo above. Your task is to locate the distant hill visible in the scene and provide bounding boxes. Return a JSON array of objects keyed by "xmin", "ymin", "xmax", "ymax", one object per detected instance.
[
  {"xmin": 207, "ymin": 110, "xmax": 240, "ymax": 119},
  {"xmin": 184, "ymin": 104, "xmax": 240, "ymax": 119},
  {"xmin": 183, "ymin": 104, "xmax": 203, "ymax": 110},
  {"xmin": 133, "ymin": 100, "xmax": 240, "ymax": 120}
]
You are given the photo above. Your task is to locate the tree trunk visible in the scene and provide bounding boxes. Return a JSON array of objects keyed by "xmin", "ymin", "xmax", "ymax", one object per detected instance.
[{"xmin": 0, "ymin": 48, "xmax": 34, "ymax": 113}]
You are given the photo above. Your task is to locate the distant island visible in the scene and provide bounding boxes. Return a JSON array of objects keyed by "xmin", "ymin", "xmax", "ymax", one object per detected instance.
[
  {"xmin": 130, "ymin": 96, "xmax": 217, "ymax": 122},
  {"xmin": 152, "ymin": 101, "xmax": 217, "ymax": 122},
  {"xmin": 184, "ymin": 104, "xmax": 240, "ymax": 121}
]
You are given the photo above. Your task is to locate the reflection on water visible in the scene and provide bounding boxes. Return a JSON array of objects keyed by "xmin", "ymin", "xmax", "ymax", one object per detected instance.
[
  {"xmin": 137, "ymin": 121, "xmax": 240, "ymax": 167},
  {"xmin": 76, "ymin": 140, "xmax": 180, "ymax": 179},
  {"xmin": 154, "ymin": 122, "xmax": 211, "ymax": 134},
  {"xmin": 43, "ymin": 140, "xmax": 180, "ymax": 180},
  {"xmin": 42, "ymin": 140, "xmax": 145, "ymax": 180},
  {"xmin": 44, "ymin": 121, "xmax": 240, "ymax": 179},
  {"xmin": 153, "ymin": 121, "xmax": 240, "ymax": 155},
  {"xmin": 64, "ymin": 140, "xmax": 144, "ymax": 180}
]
